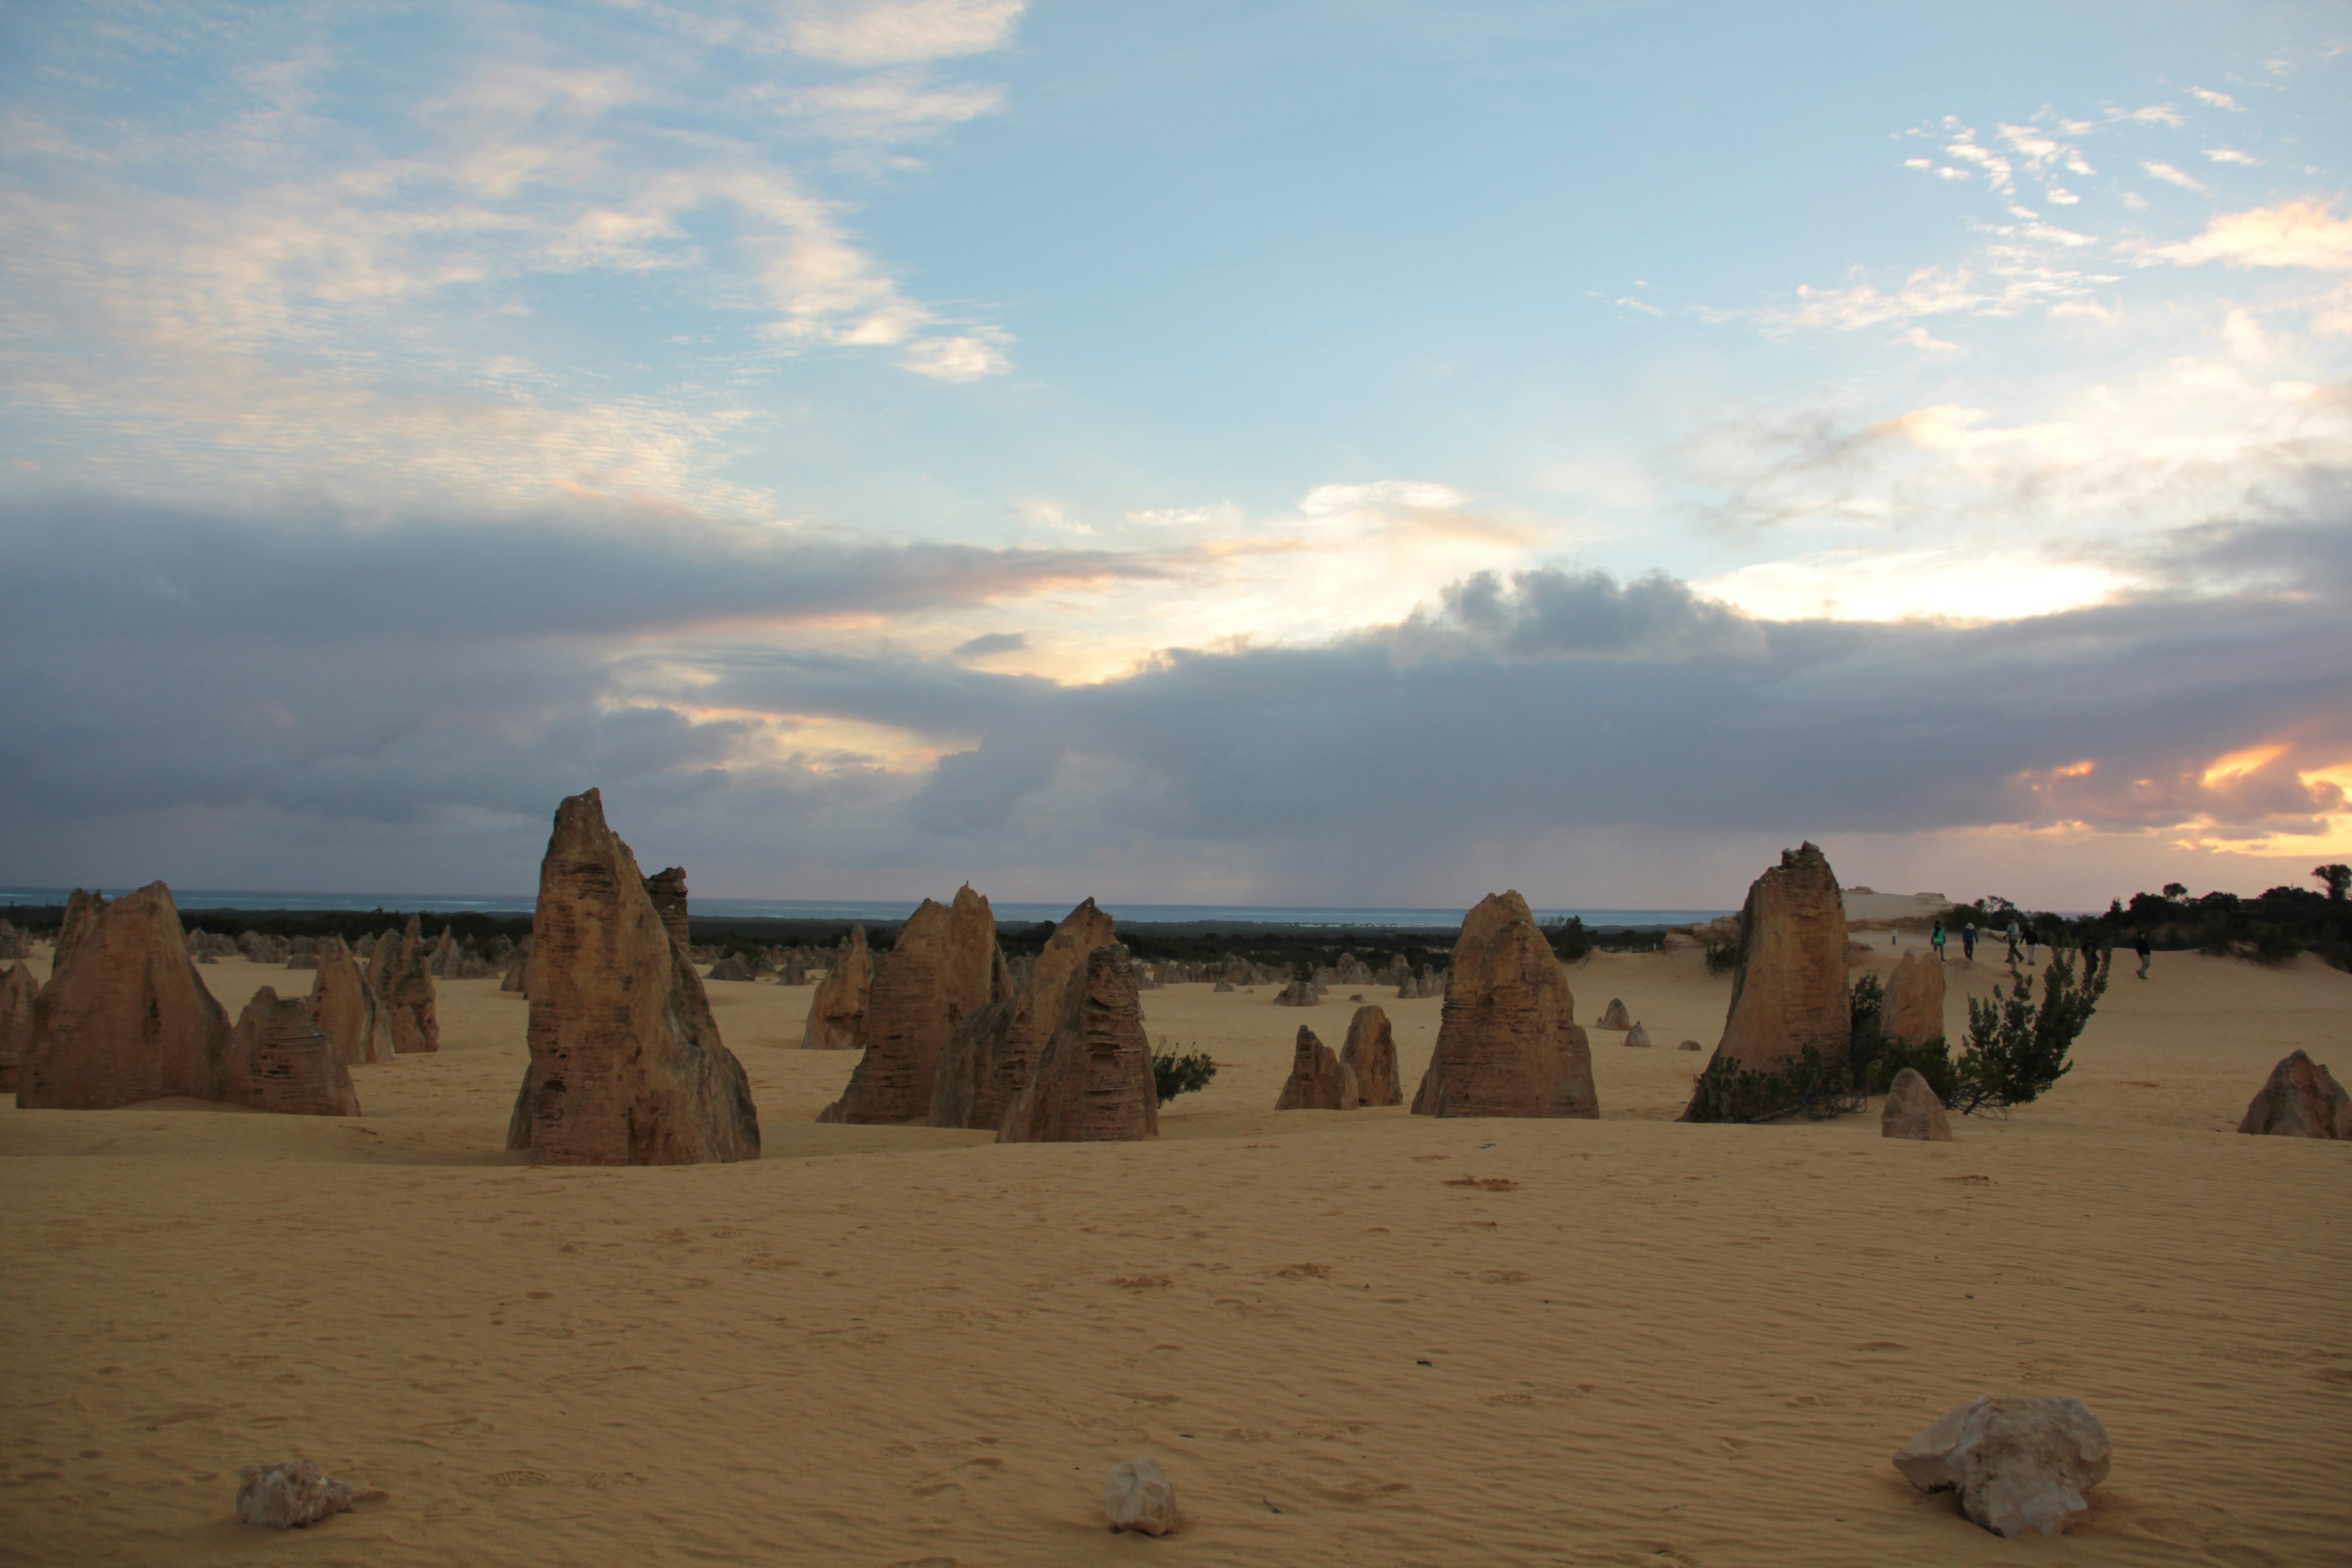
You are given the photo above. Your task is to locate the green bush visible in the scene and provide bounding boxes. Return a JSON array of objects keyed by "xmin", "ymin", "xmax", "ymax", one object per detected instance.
[
  {"xmin": 1703, "ymin": 938, "xmax": 1740, "ymax": 974},
  {"xmin": 1951, "ymin": 952, "xmax": 2106, "ymax": 1114},
  {"xmin": 2251, "ymin": 924, "xmax": 2303, "ymax": 965},
  {"xmin": 1683, "ymin": 1044, "xmax": 1861, "ymax": 1123},
  {"xmin": 1151, "ymin": 1049, "xmax": 1217, "ymax": 1106}
]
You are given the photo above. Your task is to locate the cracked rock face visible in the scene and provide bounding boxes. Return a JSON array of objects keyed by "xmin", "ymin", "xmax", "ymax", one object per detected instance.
[
  {"xmin": 1340, "ymin": 1005, "xmax": 1401, "ymax": 1107},
  {"xmin": 930, "ymin": 898, "xmax": 1115, "ymax": 1131},
  {"xmin": 236, "ymin": 1460, "xmax": 354, "ymax": 1530},
  {"xmin": 1411, "ymin": 891, "xmax": 1595, "ymax": 1120},
  {"xmin": 369, "ymin": 914, "xmax": 439, "ymax": 1055},
  {"xmin": 997, "ymin": 944, "xmax": 1158, "ymax": 1144},
  {"xmin": 1883, "ymin": 951, "xmax": 1947, "ymax": 1047},
  {"xmin": 504, "ymin": 789, "xmax": 760, "ymax": 1166},
  {"xmin": 1684, "ymin": 843, "xmax": 1849, "ymax": 1120},
  {"xmin": 819, "ymin": 886, "xmax": 998, "ymax": 1125},
  {"xmin": 227, "ymin": 988, "xmax": 363, "ymax": 1117},
  {"xmin": 1274, "ymin": 1024, "xmax": 1357, "ymax": 1110},
  {"xmin": 306, "ymin": 937, "xmax": 389, "ymax": 1066},
  {"xmin": 0, "ymin": 962, "xmax": 36, "ymax": 1093},
  {"xmin": 1880, "ymin": 1066, "xmax": 1951, "ymax": 1141},
  {"xmin": 1894, "ymin": 1395, "xmax": 2111, "ymax": 1538},
  {"xmin": 801, "ymin": 925, "xmax": 872, "ymax": 1050},
  {"xmin": 18, "ymin": 882, "xmax": 232, "ymax": 1110},
  {"xmin": 2237, "ymin": 1049, "xmax": 2352, "ymax": 1139}
]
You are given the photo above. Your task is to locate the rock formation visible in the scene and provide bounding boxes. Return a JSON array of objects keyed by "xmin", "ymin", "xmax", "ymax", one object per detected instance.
[
  {"xmin": 1213, "ymin": 976, "xmax": 1235, "ymax": 993},
  {"xmin": 1273, "ymin": 976, "xmax": 1320, "ymax": 1006},
  {"xmin": 0, "ymin": 962, "xmax": 36, "ymax": 1091},
  {"xmin": 997, "ymin": 944, "xmax": 1158, "ymax": 1143},
  {"xmin": 225, "ymin": 989, "xmax": 363, "ymax": 1117},
  {"xmin": 1684, "ymin": 843, "xmax": 1848, "ymax": 1120},
  {"xmin": 371, "ymin": 916, "xmax": 440, "ymax": 1055},
  {"xmin": 1677, "ymin": 1038, "xmax": 1702, "ymax": 1050},
  {"xmin": 1624, "ymin": 1021, "xmax": 1651, "ymax": 1049},
  {"xmin": 2236, "ymin": 1050, "xmax": 2352, "ymax": 1139},
  {"xmin": 1597, "ymin": 997, "xmax": 1631, "ymax": 1030},
  {"xmin": 500, "ymin": 951, "xmax": 529, "ymax": 993},
  {"xmin": 706, "ymin": 952, "xmax": 756, "ymax": 982},
  {"xmin": 643, "ymin": 866, "xmax": 690, "ymax": 952},
  {"xmin": 53, "ymin": 888, "xmax": 108, "ymax": 971},
  {"xmin": 504, "ymin": 789, "xmax": 760, "ymax": 1166},
  {"xmin": 1893, "ymin": 1395, "xmax": 2111, "ymax": 1537},
  {"xmin": 801, "ymin": 926, "xmax": 872, "ymax": 1050},
  {"xmin": 17, "ymin": 882, "xmax": 233, "ymax": 1109},
  {"xmin": 236, "ymin": 1461, "xmax": 355, "ymax": 1531},
  {"xmin": 930, "ymin": 898, "xmax": 1118, "ymax": 1130},
  {"xmin": 1410, "ymin": 891, "xmax": 1597, "ymax": 1119},
  {"xmin": 1274, "ymin": 1025, "xmax": 1357, "ymax": 1110},
  {"xmin": 1883, "ymin": 951, "xmax": 1947, "ymax": 1045},
  {"xmin": 306, "ymin": 937, "xmax": 390, "ymax": 1066},
  {"xmin": 1104, "ymin": 1458, "xmax": 1177, "ymax": 1537},
  {"xmin": 1340, "ymin": 1005, "xmax": 1401, "ymax": 1106},
  {"xmin": 0, "ymin": 919, "xmax": 28, "ymax": 960},
  {"xmin": 1880, "ymin": 1067, "xmax": 1952, "ymax": 1141},
  {"xmin": 818, "ymin": 887, "xmax": 999, "ymax": 1124}
]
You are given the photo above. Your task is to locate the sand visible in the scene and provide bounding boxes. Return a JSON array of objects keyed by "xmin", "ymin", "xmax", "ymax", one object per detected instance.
[{"xmin": 3, "ymin": 942, "xmax": 2347, "ymax": 1565}]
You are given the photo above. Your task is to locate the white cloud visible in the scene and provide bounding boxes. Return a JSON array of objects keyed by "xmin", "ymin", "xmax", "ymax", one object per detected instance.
[
  {"xmin": 2145, "ymin": 199, "xmax": 2352, "ymax": 270},
  {"xmin": 1945, "ymin": 141, "xmax": 2013, "ymax": 189},
  {"xmin": 900, "ymin": 331, "xmax": 1012, "ymax": 380},
  {"xmin": 2203, "ymin": 147, "xmax": 2261, "ymax": 165},
  {"xmin": 788, "ymin": 0, "xmax": 1028, "ymax": 66},
  {"xmin": 2142, "ymin": 160, "xmax": 2212, "ymax": 194},
  {"xmin": 1935, "ymin": 165, "xmax": 1972, "ymax": 181},
  {"xmin": 2189, "ymin": 86, "xmax": 2244, "ymax": 111},
  {"xmin": 775, "ymin": 71, "xmax": 1006, "ymax": 142},
  {"xmin": 2046, "ymin": 186, "xmax": 2080, "ymax": 205},
  {"xmin": 2112, "ymin": 103, "xmax": 2186, "ymax": 128}
]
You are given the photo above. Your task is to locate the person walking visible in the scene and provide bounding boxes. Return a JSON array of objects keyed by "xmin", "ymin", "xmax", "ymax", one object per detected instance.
[
  {"xmin": 2025, "ymin": 922, "xmax": 2040, "ymax": 966},
  {"xmin": 1931, "ymin": 920, "xmax": 1947, "ymax": 962},
  {"xmin": 2135, "ymin": 930, "xmax": 2152, "ymax": 979},
  {"xmin": 1962, "ymin": 921, "xmax": 1978, "ymax": 962},
  {"xmin": 2005, "ymin": 921, "xmax": 2019, "ymax": 965}
]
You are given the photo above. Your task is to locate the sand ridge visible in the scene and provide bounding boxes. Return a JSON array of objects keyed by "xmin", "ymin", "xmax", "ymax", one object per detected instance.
[{"xmin": 2, "ymin": 945, "xmax": 2346, "ymax": 1565}]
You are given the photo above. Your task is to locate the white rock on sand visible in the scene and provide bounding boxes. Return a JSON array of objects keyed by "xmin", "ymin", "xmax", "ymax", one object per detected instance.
[
  {"xmin": 1104, "ymin": 1457, "xmax": 1177, "ymax": 1536},
  {"xmin": 1893, "ymin": 1395, "xmax": 2111, "ymax": 1537}
]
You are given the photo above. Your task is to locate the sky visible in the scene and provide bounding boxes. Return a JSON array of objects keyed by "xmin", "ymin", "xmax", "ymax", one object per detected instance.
[{"xmin": 2, "ymin": 0, "xmax": 2349, "ymax": 911}]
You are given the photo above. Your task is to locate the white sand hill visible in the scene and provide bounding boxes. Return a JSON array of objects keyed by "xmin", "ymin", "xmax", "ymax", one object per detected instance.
[{"xmin": 3, "ymin": 941, "xmax": 2346, "ymax": 1565}]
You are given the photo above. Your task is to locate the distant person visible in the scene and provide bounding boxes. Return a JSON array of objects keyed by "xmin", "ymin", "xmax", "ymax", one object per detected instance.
[
  {"xmin": 2135, "ymin": 930, "xmax": 2152, "ymax": 979},
  {"xmin": 1961, "ymin": 921, "xmax": 1977, "ymax": 962},
  {"xmin": 2004, "ymin": 922, "xmax": 2019, "ymax": 965},
  {"xmin": 2081, "ymin": 943, "xmax": 2098, "ymax": 984},
  {"xmin": 1930, "ymin": 920, "xmax": 1947, "ymax": 962},
  {"xmin": 2024, "ymin": 923, "xmax": 2040, "ymax": 966}
]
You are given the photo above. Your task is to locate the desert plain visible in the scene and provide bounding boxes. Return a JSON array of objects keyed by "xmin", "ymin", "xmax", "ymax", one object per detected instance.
[{"xmin": 2, "ymin": 935, "xmax": 2346, "ymax": 1567}]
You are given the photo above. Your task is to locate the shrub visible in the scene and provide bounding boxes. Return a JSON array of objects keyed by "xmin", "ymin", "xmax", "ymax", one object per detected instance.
[
  {"xmin": 1545, "ymin": 916, "xmax": 1593, "ymax": 962},
  {"xmin": 1703, "ymin": 938, "xmax": 1740, "ymax": 974},
  {"xmin": 2251, "ymin": 923, "xmax": 2303, "ymax": 966},
  {"xmin": 1151, "ymin": 1049, "xmax": 1217, "ymax": 1106},
  {"xmin": 1951, "ymin": 952, "xmax": 2106, "ymax": 1114},
  {"xmin": 1683, "ymin": 1044, "xmax": 1860, "ymax": 1124}
]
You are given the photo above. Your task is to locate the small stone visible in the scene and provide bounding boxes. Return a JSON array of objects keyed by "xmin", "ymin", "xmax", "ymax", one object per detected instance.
[
  {"xmin": 1104, "ymin": 1457, "xmax": 1177, "ymax": 1537},
  {"xmin": 1893, "ymin": 1395, "xmax": 2111, "ymax": 1538},
  {"xmin": 1676, "ymin": 1038, "xmax": 1702, "ymax": 1051},
  {"xmin": 235, "ymin": 1460, "xmax": 355, "ymax": 1530},
  {"xmin": 1623, "ymin": 1022, "xmax": 1651, "ymax": 1049},
  {"xmin": 1880, "ymin": 1066, "xmax": 1951, "ymax": 1140}
]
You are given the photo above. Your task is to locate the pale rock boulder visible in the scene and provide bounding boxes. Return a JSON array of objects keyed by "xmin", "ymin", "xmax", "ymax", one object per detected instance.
[
  {"xmin": 0, "ymin": 961, "xmax": 36, "ymax": 1091},
  {"xmin": 504, "ymin": 789, "xmax": 760, "ymax": 1166},
  {"xmin": 18, "ymin": 882, "xmax": 233, "ymax": 1110},
  {"xmin": 997, "ymin": 944, "xmax": 1158, "ymax": 1144},
  {"xmin": 1596, "ymin": 997, "xmax": 1631, "ymax": 1030},
  {"xmin": 802, "ymin": 926, "xmax": 872, "ymax": 1050},
  {"xmin": 225, "ymin": 989, "xmax": 363, "ymax": 1117},
  {"xmin": 1684, "ymin": 842, "xmax": 1849, "ymax": 1120},
  {"xmin": 1273, "ymin": 1025, "xmax": 1357, "ymax": 1110},
  {"xmin": 1340, "ymin": 1005, "xmax": 1401, "ymax": 1106},
  {"xmin": 1883, "ymin": 951, "xmax": 1948, "ymax": 1046},
  {"xmin": 1411, "ymin": 891, "xmax": 1597, "ymax": 1120},
  {"xmin": 306, "ymin": 937, "xmax": 390, "ymax": 1066},
  {"xmin": 930, "ymin": 898, "xmax": 1117, "ymax": 1130},
  {"xmin": 1893, "ymin": 1395, "xmax": 2112, "ymax": 1538},
  {"xmin": 1880, "ymin": 1067, "xmax": 1952, "ymax": 1141},
  {"xmin": 820, "ymin": 886, "xmax": 1000, "ymax": 1124},
  {"xmin": 371, "ymin": 915, "xmax": 440, "ymax": 1055},
  {"xmin": 2236, "ymin": 1050, "xmax": 2352, "ymax": 1139},
  {"xmin": 1103, "ymin": 1457, "xmax": 1177, "ymax": 1537},
  {"xmin": 1623, "ymin": 1021, "xmax": 1651, "ymax": 1049},
  {"xmin": 236, "ymin": 1460, "xmax": 355, "ymax": 1531},
  {"xmin": 53, "ymin": 888, "xmax": 108, "ymax": 971}
]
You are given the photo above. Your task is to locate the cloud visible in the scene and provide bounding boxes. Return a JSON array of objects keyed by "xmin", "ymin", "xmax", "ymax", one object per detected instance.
[
  {"xmin": 2142, "ymin": 160, "xmax": 2212, "ymax": 194},
  {"xmin": 2145, "ymin": 198, "xmax": 2352, "ymax": 270},
  {"xmin": 954, "ymin": 631, "xmax": 1029, "ymax": 658},
  {"xmin": 2203, "ymin": 147, "xmax": 2261, "ymax": 165},
  {"xmin": 787, "ymin": 0, "xmax": 1028, "ymax": 66},
  {"xmin": 2190, "ymin": 87, "xmax": 2245, "ymax": 111}
]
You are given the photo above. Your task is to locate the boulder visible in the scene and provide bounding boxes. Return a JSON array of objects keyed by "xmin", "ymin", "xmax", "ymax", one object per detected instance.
[
  {"xmin": 1597, "ymin": 997, "xmax": 1631, "ymax": 1030},
  {"xmin": 706, "ymin": 952, "xmax": 756, "ymax": 982},
  {"xmin": 504, "ymin": 789, "xmax": 760, "ymax": 1165},
  {"xmin": 0, "ymin": 962, "xmax": 36, "ymax": 1091},
  {"xmin": 225, "ymin": 989, "xmax": 363, "ymax": 1117},
  {"xmin": 1893, "ymin": 1395, "xmax": 2111, "ymax": 1538},
  {"xmin": 1103, "ymin": 1457, "xmax": 1177, "ymax": 1537},
  {"xmin": 1883, "ymin": 951, "xmax": 1947, "ymax": 1046},
  {"xmin": 1273, "ymin": 977, "xmax": 1320, "ymax": 1006},
  {"xmin": 0, "ymin": 919, "xmax": 28, "ymax": 960},
  {"xmin": 371, "ymin": 915, "xmax": 440, "ymax": 1055},
  {"xmin": 1273, "ymin": 1025, "xmax": 1357, "ymax": 1110},
  {"xmin": 801, "ymin": 926, "xmax": 872, "ymax": 1050},
  {"xmin": 1677, "ymin": 1038, "xmax": 1702, "ymax": 1051},
  {"xmin": 235, "ymin": 1460, "xmax": 354, "ymax": 1531},
  {"xmin": 284, "ymin": 953, "xmax": 319, "ymax": 971},
  {"xmin": 1340, "ymin": 1005, "xmax": 1401, "ymax": 1106},
  {"xmin": 1623, "ymin": 1021, "xmax": 1651, "ymax": 1049},
  {"xmin": 1213, "ymin": 976, "xmax": 1235, "ymax": 993},
  {"xmin": 17, "ymin": 882, "xmax": 233, "ymax": 1109},
  {"xmin": 930, "ymin": 898, "xmax": 1118, "ymax": 1130},
  {"xmin": 1880, "ymin": 1067, "xmax": 1951, "ymax": 1140},
  {"xmin": 1684, "ymin": 842, "xmax": 1848, "ymax": 1119},
  {"xmin": 306, "ymin": 937, "xmax": 390, "ymax": 1066},
  {"xmin": 1410, "ymin": 891, "xmax": 1597, "ymax": 1119},
  {"xmin": 500, "ymin": 952, "xmax": 529, "ymax": 994},
  {"xmin": 997, "ymin": 944, "xmax": 1158, "ymax": 1143},
  {"xmin": 53, "ymin": 888, "xmax": 108, "ymax": 971},
  {"xmin": 2236, "ymin": 1050, "xmax": 2352, "ymax": 1139},
  {"xmin": 819, "ymin": 888, "xmax": 1000, "ymax": 1124}
]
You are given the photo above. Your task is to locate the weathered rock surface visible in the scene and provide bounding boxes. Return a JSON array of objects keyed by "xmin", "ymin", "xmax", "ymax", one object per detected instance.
[
  {"xmin": 1883, "ymin": 951, "xmax": 1948, "ymax": 1046},
  {"xmin": 503, "ymin": 789, "xmax": 760, "ymax": 1166},
  {"xmin": 236, "ymin": 1460, "xmax": 354, "ymax": 1530},
  {"xmin": 0, "ymin": 919, "xmax": 29, "ymax": 960},
  {"xmin": 500, "ymin": 951, "xmax": 529, "ymax": 993},
  {"xmin": 2236, "ymin": 1050, "xmax": 2352, "ymax": 1139},
  {"xmin": 801, "ymin": 926, "xmax": 872, "ymax": 1050},
  {"xmin": 53, "ymin": 888, "xmax": 108, "ymax": 971},
  {"xmin": 1685, "ymin": 843, "xmax": 1849, "ymax": 1119},
  {"xmin": 820, "ymin": 887, "xmax": 999, "ymax": 1124},
  {"xmin": 1104, "ymin": 1457, "xmax": 1177, "ymax": 1537},
  {"xmin": 706, "ymin": 952, "xmax": 756, "ymax": 982},
  {"xmin": 370, "ymin": 915, "xmax": 440, "ymax": 1055},
  {"xmin": 306, "ymin": 937, "xmax": 389, "ymax": 1066},
  {"xmin": 1624, "ymin": 1021, "xmax": 1651, "ymax": 1049},
  {"xmin": 1340, "ymin": 1005, "xmax": 1401, "ymax": 1106},
  {"xmin": 1274, "ymin": 1025, "xmax": 1358, "ymax": 1110},
  {"xmin": 1597, "ymin": 997, "xmax": 1631, "ymax": 1030},
  {"xmin": 1274, "ymin": 976, "xmax": 1320, "ymax": 1006},
  {"xmin": 0, "ymin": 962, "xmax": 36, "ymax": 1091},
  {"xmin": 18, "ymin": 882, "xmax": 233, "ymax": 1110},
  {"xmin": 643, "ymin": 866, "xmax": 690, "ymax": 953},
  {"xmin": 226, "ymin": 989, "xmax": 363, "ymax": 1117},
  {"xmin": 1880, "ymin": 1066, "xmax": 1952, "ymax": 1141},
  {"xmin": 930, "ymin": 898, "xmax": 1117, "ymax": 1130},
  {"xmin": 1893, "ymin": 1395, "xmax": 2112, "ymax": 1538},
  {"xmin": 1411, "ymin": 891, "xmax": 1597, "ymax": 1119},
  {"xmin": 1213, "ymin": 976, "xmax": 1235, "ymax": 993},
  {"xmin": 997, "ymin": 944, "xmax": 1158, "ymax": 1143}
]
